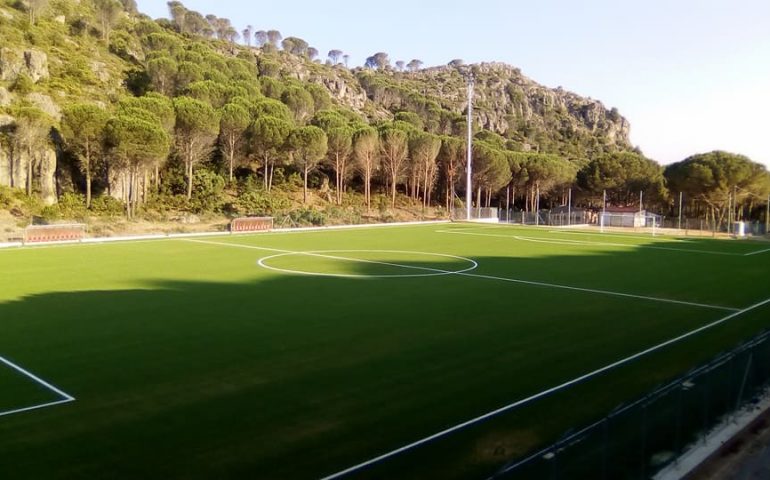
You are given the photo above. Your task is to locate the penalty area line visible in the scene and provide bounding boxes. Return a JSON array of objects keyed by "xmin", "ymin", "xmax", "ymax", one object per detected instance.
[
  {"xmin": 0, "ymin": 355, "xmax": 76, "ymax": 419},
  {"xmin": 0, "ymin": 398, "xmax": 75, "ymax": 419},
  {"xmin": 320, "ymin": 295, "xmax": 770, "ymax": 480}
]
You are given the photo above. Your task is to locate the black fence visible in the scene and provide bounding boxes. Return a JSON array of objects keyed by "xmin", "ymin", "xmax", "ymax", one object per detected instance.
[{"xmin": 490, "ymin": 330, "xmax": 770, "ymax": 480}]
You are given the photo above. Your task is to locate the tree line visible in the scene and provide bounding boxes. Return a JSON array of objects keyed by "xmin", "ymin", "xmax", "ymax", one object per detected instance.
[{"xmin": 2, "ymin": 0, "xmax": 768, "ymax": 227}]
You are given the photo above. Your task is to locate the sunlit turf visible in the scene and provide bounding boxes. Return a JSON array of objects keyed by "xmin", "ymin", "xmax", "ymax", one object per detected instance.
[{"xmin": 0, "ymin": 223, "xmax": 768, "ymax": 479}]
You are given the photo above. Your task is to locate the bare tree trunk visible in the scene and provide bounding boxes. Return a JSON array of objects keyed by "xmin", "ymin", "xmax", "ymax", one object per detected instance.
[
  {"xmin": 186, "ymin": 159, "xmax": 193, "ymax": 200},
  {"xmin": 229, "ymin": 151, "xmax": 234, "ymax": 183},
  {"xmin": 26, "ymin": 146, "xmax": 33, "ymax": 196},
  {"xmin": 391, "ymin": 176, "xmax": 397, "ymax": 208}
]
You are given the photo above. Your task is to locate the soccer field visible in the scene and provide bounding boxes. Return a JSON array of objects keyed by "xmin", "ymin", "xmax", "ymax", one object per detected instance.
[{"xmin": 1, "ymin": 223, "xmax": 769, "ymax": 479}]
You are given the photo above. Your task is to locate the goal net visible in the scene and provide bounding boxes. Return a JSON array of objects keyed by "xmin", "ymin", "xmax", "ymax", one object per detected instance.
[
  {"xmin": 599, "ymin": 213, "xmax": 661, "ymax": 235},
  {"xmin": 24, "ymin": 224, "xmax": 87, "ymax": 244},
  {"xmin": 451, "ymin": 208, "xmax": 499, "ymax": 223},
  {"xmin": 230, "ymin": 217, "xmax": 274, "ymax": 233}
]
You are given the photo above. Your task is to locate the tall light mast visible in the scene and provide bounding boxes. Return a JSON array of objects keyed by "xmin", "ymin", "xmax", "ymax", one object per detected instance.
[{"xmin": 465, "ymin": 74, "xmax": 474, "ymax": 221}]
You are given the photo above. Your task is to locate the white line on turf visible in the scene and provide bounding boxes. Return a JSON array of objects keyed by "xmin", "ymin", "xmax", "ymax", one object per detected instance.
[
  {"xmin": 319, "ymin": 295, "xmax": 770, "ymax": 480},
  {"xmin": 0, "ymin": 355, "xmax": 75, "ymax": 401},
  {"xmin": 0, "ymin": 398, "xmax": 75, "ymax": 418},
  {"xmin": 545, "ymin": 230, "xmax": 696, "ymax": 242},
  {"xmin": 257, "ymin": 250, "xmax": 478, "ymax": 278},
  {"xmin": 745, "ymin": 247, "xmax": 770, "ymax": 257},
  {"xmin": 183, "ymin": 239, "xmax": 478, "ymax": 278},
  {"xmin": 436, "ymin": 229, "xmax": 745, "ymax": 256},
  {"xmin": 0, "ymin": 355, "xmax": 76, "ymax": 418},
  {"xmin": 457, "ymin": 270, "xmax": 737, "ymax": 312},
  {"xmin": 182, "ymin": 239, "xmax": 738, "ymax": 312}
]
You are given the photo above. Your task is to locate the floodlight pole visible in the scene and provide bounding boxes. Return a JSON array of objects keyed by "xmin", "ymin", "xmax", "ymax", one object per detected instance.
[
  {"xmin": 568, "ymin": 188, "xmax": 572, "ymax": 226},
  {"xmin": 762, "ymin": 193, "xmax": 770, "ymax": 235},
  {"xmin": 639, "ymin": 191, "xmax": 643, "ymax": 214},
  {"xmin": 506, "ymin": 184, "xmax": 511, "ymax": 223},
  {"xmin": 678, "ymin": 192, "xmax": 683, "ymax": 230},
  {"xmin": 601, "ymin": 190, "xmax": 606, "ymax": 233},
  {"xmin": 465, "ymin": 75, "xmax": 475, "ymax": 221}
]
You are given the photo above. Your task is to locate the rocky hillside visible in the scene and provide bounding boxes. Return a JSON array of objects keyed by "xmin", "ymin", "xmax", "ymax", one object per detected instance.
[{"xmin": 357, "ymin": 62, "xmax": 631, "ymax": 155}]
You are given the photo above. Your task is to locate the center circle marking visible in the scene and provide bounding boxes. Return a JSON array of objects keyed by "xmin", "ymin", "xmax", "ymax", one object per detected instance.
[{"xmin": 257, "ymin": 249, "xmax": 478, "ymax": 278}]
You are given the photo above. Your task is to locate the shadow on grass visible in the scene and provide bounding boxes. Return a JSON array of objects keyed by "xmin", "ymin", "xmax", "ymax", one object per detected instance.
[{"xmin": 0, "ymin": 240, "xmax": 769, "ymax": 480}]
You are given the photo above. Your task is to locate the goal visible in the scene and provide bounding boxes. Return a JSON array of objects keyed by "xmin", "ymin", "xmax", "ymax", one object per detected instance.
[
  {"xmin": 24, "ymin": 224, "xmax": 87, "ymax": 244},
  {"xmin": 230, "ymin": 217, "xmax": 274, "ymax": 233},
  {"xmin": 599, "ymin": 213, "xmax": 661, "ymax": 235}
]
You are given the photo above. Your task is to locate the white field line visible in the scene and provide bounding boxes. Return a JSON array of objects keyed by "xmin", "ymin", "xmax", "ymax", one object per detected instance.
[
  {"xmin": 0, "ymin": 398, "xmax": 75, "ymax": 418},
  {"xmin": 0, "ymin": 355, "xmax": 76, "ymax": 418},
  {"xmin": 545, "ymin": 230, "xmax": 696, "ymax": 243},
  {"xmin": 745, "ymin": 247, "xmax": 770, "ymax": 256},
  {"xmin": 0, "ymin": 221, "xmax": 449, "ymax": 252},
  {"xmin": 457, "ymin": 270, "xmax": 736, "ymax": 312},
  {"xmin": 256, "ymin": 250, "xmax": 478, "ymax": 279},
  {"xmin": 182, "ymin": 239, "xmax": 476, "ymax": 278},
  {"xmin": 0, "ymin": 356, "xmax": 74, "ymax": 401},
  {"xmin": 436, "ymin": 229, "xmax": 744, "ymax": 257},
  {"xmin": 320, "ymin": 296, "xmax": 770, "ymax": 480},
  {"xmin": 183, "ymin": 239, "xmax": 737, "ymax": 312}
]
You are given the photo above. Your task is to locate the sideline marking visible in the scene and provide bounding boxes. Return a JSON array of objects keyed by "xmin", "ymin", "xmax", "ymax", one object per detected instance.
[
  {"xmin": 183, "ymin": 239, "xmax": 738, "ymax": 313},
  {"xmin": 545, "ymin": 230, "xmax": 696, "ymax": 242},
  {"xmin": 320, "ymin": 295, "xmax": 770, "ymax": 479},
  {"xmin": 745, "ymin": 247, "xmax": 770, "ymax": 257},
  {"xmin": 0, "ymin": 355, "xmax": 75, "ymax": 418},
  {"xmin": 437, "ymin": 229, "xmax": 745, "ymax": 256}
]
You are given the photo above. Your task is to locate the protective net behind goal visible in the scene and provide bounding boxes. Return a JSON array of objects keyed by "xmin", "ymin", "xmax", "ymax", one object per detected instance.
[{"xmin": 24, "ymin": 224, "xmax": 87, "ymax": 243}]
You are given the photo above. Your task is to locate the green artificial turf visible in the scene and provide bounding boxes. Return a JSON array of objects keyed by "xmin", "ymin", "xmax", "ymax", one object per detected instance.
[{"xmin": 0, "ymin": 223, "xmax": 768, "ymax": 479}]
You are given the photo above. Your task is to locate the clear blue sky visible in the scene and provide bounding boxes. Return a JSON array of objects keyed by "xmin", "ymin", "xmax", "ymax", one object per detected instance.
[{"xmin": 136, "ymin": 0, "xmax": 770, "ymax": 167}]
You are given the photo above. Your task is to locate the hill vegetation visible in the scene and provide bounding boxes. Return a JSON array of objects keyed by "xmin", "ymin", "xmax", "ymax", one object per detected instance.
[{"xmin": 0, "ymin": 0, "xmax": 768, "ymax": 235}]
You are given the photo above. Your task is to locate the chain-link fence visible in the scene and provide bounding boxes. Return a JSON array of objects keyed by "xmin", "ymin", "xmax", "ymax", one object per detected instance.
[
  {"xmin": 498, "ymin": 209, "xmax": 769, "ymax": 237},
  {"xmin": 452, "ymin": 208, "xmax": 500, "ymax": 221},
  {"xmin": 499, "ymin": 210, "xmax": 594, "ymax": 226},
  {"xmin": 489, "ymin": 330, "xmax": 770, "ymax": 480}
]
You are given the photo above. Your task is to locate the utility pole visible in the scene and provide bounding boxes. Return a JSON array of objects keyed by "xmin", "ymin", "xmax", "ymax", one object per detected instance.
[
  {"xmin": 465, "ymin": 74, "xmax": 474, "ymax": 221},
  {"xmin": 766, "ymin": 194, "xmax": 769, "ymax": 235},
  {"xmin": 601, "ymin": 190, "xmax": 607, "ymax": 232}
]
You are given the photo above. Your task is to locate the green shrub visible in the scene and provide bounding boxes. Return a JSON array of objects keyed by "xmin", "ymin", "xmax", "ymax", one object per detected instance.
[
  {"xmin": 90, "ymin": 195, "xmax": 124, "ymax": 216},
  {"xmin": 290, "ymin": 207, "xmax": 326, "ymax": 226},
  {"xmin": 0, "ymin": 186, "xmax": 13, "ymax": 209},
  {"xmin": 39, "ymin": 205, "xmax": 61, "ymax": 221},
  {"xmin": 190, "ymin": 169, "xmax": 225, "ymax": 213},
  {"xmin": 11, "ymin": 74, "xmax": 34, "ymax": 94},
  {"xmin": 57, "ymin": 192, "xmax": 88, "ymax": 220}
]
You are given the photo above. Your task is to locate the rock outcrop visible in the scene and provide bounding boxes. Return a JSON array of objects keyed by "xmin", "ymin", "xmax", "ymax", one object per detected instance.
[
  {"xmin": 382, "ymin": 62, "xmax": 632, "ymax": 152},
  {"xmin": 0, "ymin": 48, "xmax": 49, "ymax": 83},
  {"xmin": 0, "ymin": 116, "xmax": 57, "ymax": 205}
]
